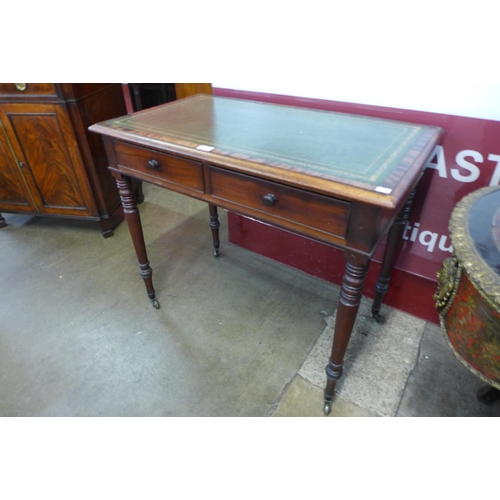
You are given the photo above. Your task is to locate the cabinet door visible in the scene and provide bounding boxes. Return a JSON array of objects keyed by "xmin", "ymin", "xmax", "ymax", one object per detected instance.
[
  {"xmin": 0, "ymin": 119, "xmax": 38, "ymax": 212},
  {"xmin": 0, "ymin": 103, "xmax": 97, "ymax": 217}
]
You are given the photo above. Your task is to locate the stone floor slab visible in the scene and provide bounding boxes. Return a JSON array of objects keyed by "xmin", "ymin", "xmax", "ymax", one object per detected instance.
[
  {"xmin": 299, "ymin": 300, "xmax": 426, "ymax": 416},
  {"xmin": 273, "ymin": 375, "xmax": 377, "ymax": 417}
]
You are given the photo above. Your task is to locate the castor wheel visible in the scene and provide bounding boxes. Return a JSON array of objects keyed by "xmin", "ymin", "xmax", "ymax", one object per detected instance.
[
  {"xmin": 477, "ymin": 386, "xmax": 500, "ymax": 406},
  {"xmin": 213, "ymin": 248, "xmax": 220, "ymax": 258},
  {"xmin": 372, "ymin": 312, "xmax": 386, "ymax": 324},
  {"xmin": 323, "ymin": 401, "xmax": 332, "ymax": 416},
  {"xmin": 150, "ymin": 298, "xmax": 160, "ymax": 309}
]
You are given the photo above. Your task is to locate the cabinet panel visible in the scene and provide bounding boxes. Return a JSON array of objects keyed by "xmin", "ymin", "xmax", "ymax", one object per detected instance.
[
  {"xmin": 11, "ymin": 113, "xmax": 86, "ymax": 209},
  {"xmin": 0, "ymin": 122, "xmax": 35, "ymax": 211},
  {"xmin": 1, "ymin": 103, "xmax": 96, "ymax": 216}
]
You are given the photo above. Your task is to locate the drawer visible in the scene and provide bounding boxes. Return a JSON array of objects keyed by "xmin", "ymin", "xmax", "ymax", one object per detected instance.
[
  {"xmin": 0, "ymin": 83, "xmax": 58, "ymax": 97},
  {"xmin": 113, "ymin": 141, "xmax": 204, "ymax": 192},
  {"xmin": 209, "ymin": 166, "xmax": 351, "ymax": 238}
]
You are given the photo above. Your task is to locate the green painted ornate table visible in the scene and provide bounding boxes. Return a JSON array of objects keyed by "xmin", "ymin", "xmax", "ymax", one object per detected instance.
[
  {"xmin": 90, "ymin": 95, "xmax": 442, "ymax": 414},
  {"xmin": 435, "ymin": 185, "xmax": 500, "ymax": 403}
]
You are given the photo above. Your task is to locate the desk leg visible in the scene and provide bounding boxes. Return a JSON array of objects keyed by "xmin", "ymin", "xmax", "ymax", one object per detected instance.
[
  {"xmin": 324, "ymin": 252, "xmax": 369, "ymax": 415},
  {"xmin": 371, "ymin": 188, "xmax": 416, "ymax": 324},
  {"xmin": 209, "ymin": 204, "xmax": 220, "ymax": 257},
  {"xmin": 115, "ymin": 174, "xmax": 160, "ymax": 309}
]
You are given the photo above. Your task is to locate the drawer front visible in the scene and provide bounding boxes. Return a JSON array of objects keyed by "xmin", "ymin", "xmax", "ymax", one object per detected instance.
[
  {"xmin": 209, "ymin": 166, "xmax": 351, "ymax": 238},
  {"xmin": 114, "ymin": 141, "xmax": 204, "ymax": 192},
  {"xmin": 0, "ymin": 83, "xmax": 58, "ymax": 97}
]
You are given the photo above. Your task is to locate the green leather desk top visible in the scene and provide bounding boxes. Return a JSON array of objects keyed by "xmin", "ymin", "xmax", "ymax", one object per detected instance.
[{"xmin": 92, "ymin": 95, "xmax": 442, "ymax": 207}]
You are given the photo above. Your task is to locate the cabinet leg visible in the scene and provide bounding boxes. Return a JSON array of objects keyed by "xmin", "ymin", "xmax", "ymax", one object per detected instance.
[
  {"xmin": 115, "ymin": 174, "xmax": 159, "ymax": 309},
  {"xmin": 99, "ymin": 218, "xmax": 114, "ymax": 239},
  {"xmin": 324, "ymin": 253, "xmax": 369, "ymax": 414},
  {"xmin": 371, "ymin": 188, "xmax": 416, "ymax": 324},
  {"xmin": 0, "ymin": 214, "xmax": 6, "ymax": 229},
  {"xmin": 209, "ymin": 204, "xmax": 221, "ymax": 257}
]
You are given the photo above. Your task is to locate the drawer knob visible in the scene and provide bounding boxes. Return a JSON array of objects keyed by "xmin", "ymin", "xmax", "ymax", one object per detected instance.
[
  {"xmin": 262, "ymin": 193, "xmax": 277, "ymax": 207},
  {"xmin": 15, "ymin": 83, "xmax": 26, "ymax": 91},
  {"xmin": 147, "ymin": 159, "xmax": 159, "ymax": 170}
]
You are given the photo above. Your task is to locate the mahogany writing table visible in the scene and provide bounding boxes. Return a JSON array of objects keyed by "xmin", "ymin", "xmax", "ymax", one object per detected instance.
[{"xmin": 90, "ymin": 95, "xmax": 443, "ymax": 414}]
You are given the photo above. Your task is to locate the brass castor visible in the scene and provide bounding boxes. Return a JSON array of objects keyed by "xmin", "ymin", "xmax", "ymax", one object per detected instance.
[
  {"xmin": 323, "ymin": 401, "xmax": 331, "ymax": 416},
  {"xmin": 151, "ymin": 298, "xmax": 160, "ymax": 309}
]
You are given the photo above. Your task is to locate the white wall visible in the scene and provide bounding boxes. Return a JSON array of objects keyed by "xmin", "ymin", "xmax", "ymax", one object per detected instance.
[{"xmin": 212, "ymin": 82, "xmax": 500, "ymax": 122}]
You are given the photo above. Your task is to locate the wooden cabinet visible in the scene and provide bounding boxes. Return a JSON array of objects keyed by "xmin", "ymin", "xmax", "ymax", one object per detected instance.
[{"xmin": 0, "ymin": 83, "xmax": 133, "ymax": 237}]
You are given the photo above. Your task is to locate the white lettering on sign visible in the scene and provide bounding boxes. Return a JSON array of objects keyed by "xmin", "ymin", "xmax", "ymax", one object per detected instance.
[
  {"xmin": 425, "ymin": 145, "xmax": 447, "ymax": 178},
  {"xmin": 488, "ymin": 154, "xmax": 500, "ymax": 186},
  {"xmin": 453, "ymin": 150, "xmax": 482, "ymax": 182},
  {"xmin": 409, "ymin": 222, "xmax": 420, "ymax": 242},
  {"xmin": 424, "ymin": 145, "xmax": 500, "ymax": 185},
  {"xmin": 402, "ymin": 222, "xmax": 453, "ymax": 254}
]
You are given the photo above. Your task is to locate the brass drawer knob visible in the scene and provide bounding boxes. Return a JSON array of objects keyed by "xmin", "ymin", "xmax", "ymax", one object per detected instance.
[
  {"xmin": 147, "ymin": 159, "xmax": 159, "ymax": 170},
  {"xmin": 262, "ymin": 193, "xmax": 277, "ymax": 207},
  {"xmin": 15, "ymin": 83, "xmax": 26, "ymax": 91}
]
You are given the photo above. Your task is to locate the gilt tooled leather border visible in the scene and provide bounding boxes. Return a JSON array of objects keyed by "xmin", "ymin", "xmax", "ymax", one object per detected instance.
[{"xmin": 104, "ymin": 95, "xmax": 438, "ymax": 194}]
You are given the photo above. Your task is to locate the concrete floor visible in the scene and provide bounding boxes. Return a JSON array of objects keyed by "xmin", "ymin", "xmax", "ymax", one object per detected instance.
[{"xmin": 1, "ymin": 183, "xmax": 499, "ymax": 417}]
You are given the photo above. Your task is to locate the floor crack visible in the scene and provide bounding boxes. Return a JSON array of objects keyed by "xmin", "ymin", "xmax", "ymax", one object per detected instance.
[{"xmin": 394, "ymin": 322, "xmax": 427, "ymax": 416}]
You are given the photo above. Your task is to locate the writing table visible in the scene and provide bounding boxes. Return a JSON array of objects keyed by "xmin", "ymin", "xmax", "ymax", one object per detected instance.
[{"xmin": 90, "ymin": 95, "xmax": 443, "ymax": 414}]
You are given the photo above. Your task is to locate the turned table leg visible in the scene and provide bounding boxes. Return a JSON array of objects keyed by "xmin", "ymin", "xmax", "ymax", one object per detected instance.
[
  {"xmin": 209, "ymin": 204, "xmax": 221, "ymax": 257},
  {"xmin": 115, "ymin": 173, "xmax": 159, "ymax": 309},
  {"xmin": 324, "ymin": 252, "xmax": 369, "ymax": 415},
  {"xmin": 371, "ymin": 188, "xmax": 416, "ymax": 324}
]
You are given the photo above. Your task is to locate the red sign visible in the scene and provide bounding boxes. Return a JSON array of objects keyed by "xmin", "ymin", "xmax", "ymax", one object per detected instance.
[
  {"xmin": 374, "ymin": 112, "xmax": 500, "ymax": 281},
  {"xmin": 213, "ymin": 87, "xmax": 500, "ymax": 321}
]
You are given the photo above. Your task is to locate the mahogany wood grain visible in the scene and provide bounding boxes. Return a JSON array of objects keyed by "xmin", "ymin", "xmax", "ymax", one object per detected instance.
[
  {"xmin": 114, "ymin": 172, "xmax": 158, "ymax": 307},
  {"xmin": 209, "ymin": 165, "xmax": 351, "ymax": 241},
  {"xmin": 113, "ymin": 141, "xmax": 204, "ymax": 193},
  {"xmin": 3, "ymin": 104, "xmax": 91, "ymax": 213},
  {"xmin": 0, "ymin": 84, "xmax": 129, "ymax": 236},
  {"xmin": 324, "ymin": 252, "xmax": 370, "ymax": 403},
  {"xmin": 0, "ymin": 124, "xmax": 35, "ymax": 210},
  {"xmin": 209, "ymin": 203, "xmax": 220, "ymax": 256},
  {"xmin": 371, "ymin": 188, "xmax": 417, "ymax": 321}
]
